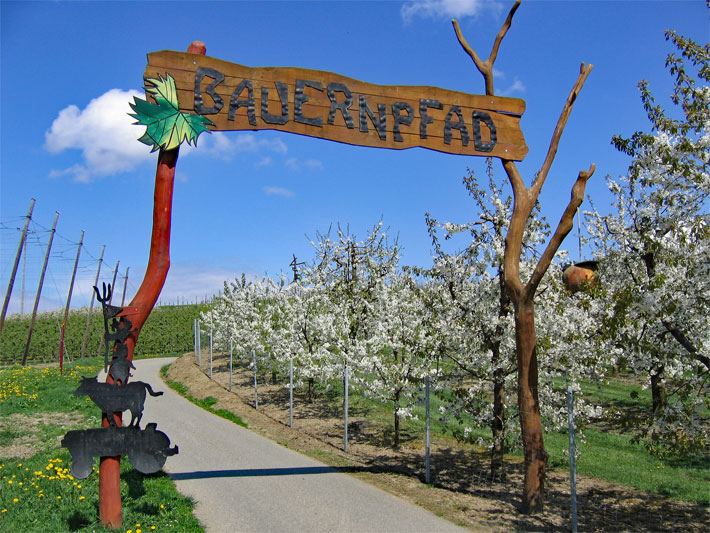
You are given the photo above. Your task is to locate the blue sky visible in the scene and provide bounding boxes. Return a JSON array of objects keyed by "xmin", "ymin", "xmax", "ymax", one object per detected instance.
[{"xmin": 1, "ymin": 0, "xmax": 708, "ymax": 313}]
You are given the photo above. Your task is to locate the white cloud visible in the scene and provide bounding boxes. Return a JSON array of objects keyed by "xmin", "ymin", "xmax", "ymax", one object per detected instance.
[
  {"xmin": 255, "ymin": 156, "xmax": 273, "ymax": 167},
  {"xmin": 263, "ymin": 186, "xmax": 295, "ymax": 197},
  {"xmin": 45, "ymin": 90, "xmax": 290, "ymax": 182},
  {"xmin": 401, "ymin": 0, "xmax": 501, "ymax": 22},
  {"xmin": 45, "ymin": 88, "xmax": 154, "ymax": 182},
  {"xmin": 285, "ymin": 157, "xmax": 324, "ymax": 173},
  {"xmin": 499, "ymin": 78, "xmax": 526, "ymax": 96},
  {"xmin": 197, "ymin": 132, "xmax": 288, "ymax": 160}
]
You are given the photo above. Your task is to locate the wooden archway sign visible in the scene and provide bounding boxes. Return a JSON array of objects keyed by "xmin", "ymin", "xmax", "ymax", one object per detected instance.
[{"xmin": 102, "ymin": 0, "xmax": 594, "ymax": 525}]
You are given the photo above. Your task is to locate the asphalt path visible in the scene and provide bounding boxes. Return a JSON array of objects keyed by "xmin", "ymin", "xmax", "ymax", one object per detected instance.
[{"xmin": 121, "ymin": 357, "xmax": 466, "ymax": 532}]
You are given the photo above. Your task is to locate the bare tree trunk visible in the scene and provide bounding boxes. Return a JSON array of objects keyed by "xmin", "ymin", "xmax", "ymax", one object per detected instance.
[
  {"xmin": 514, "ymin": 299, "xmax": 549, "ymax": 514},
  {"xmin": 453, "ymin": 0, "xmax": 593, "ymax": 513}
]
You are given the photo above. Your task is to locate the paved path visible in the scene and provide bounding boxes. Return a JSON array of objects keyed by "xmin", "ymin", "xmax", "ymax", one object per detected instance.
[{"xmin": 126, "ymin": 357, "xmax": 466, "ymax": 533}]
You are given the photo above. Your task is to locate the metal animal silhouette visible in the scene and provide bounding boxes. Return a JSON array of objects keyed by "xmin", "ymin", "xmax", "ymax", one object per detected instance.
[
  {"xmin": 94, "ymin": 283, "xmax": 137, "ymax": 373},
  {"xmin": 62, "ymin": 423, "xmax": 178, "ymax": 479},
  {"xmin": 74, "ymin": 377, "xmax": 163, "ymax": 427},
  {"xmin": 108, "ymin": 354, "xmax": 136, "ymax": 385}
]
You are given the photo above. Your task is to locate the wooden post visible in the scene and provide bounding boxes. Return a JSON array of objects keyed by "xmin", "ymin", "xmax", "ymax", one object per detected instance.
[
  {"xmin": 58, "ymin": 230, "xmax": 84, "ymax": 374},
  {"xmin": 98, "ymin": 40, "xmax": 207, "ymax": 529},
  {"xmin": 21, "ymin": 237, "xmax": 27, "ymax": 314},
  {"xmin": 109, "ymin": 261, "xmax": 120, "ymax": 304},
  {"xmin": 120, "ymin": 266, "xmax": 130, "ymax": 307},
  {"xmin": 22, "ymin": 211, "xmax": 58, "ymax": 365},
  {"xmin": 0, "ymin": 198, "xmax": 35, "ymax": 335},
  {"xmin": 81, "ymin": 245, "xmax": 104, "ymax": 358}
]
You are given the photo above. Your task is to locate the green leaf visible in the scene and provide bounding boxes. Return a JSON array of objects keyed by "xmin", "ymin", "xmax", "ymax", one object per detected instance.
[{"xmin": 129, "ymin": 73, "xmax": 213, "ymax": 152}]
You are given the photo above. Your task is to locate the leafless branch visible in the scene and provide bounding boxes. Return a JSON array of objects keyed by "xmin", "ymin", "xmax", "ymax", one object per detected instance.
[
  {"xmin": 527, "ymin": 164, "xmax": 595, "ymax": 293},
  {"xmin": 452, "ymin": 0, "xmax": 521, "ymax": 96},
  {"xmin": 532, "ymin": 63, "xmax": 594, "ymax": 196}
]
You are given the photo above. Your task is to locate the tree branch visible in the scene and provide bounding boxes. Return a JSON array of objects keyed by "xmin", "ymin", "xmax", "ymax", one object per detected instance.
[
  {"xmin": 452, "ymin": 0, "xmax": 521, "ymax": 96},
  {"xmin": 532, "ymin": 63, "xmax": 593, "ymax": 196},
  {"xmin": 662, "ymin": 319, "xmax": 710, "ymax": 371},
  {"xmin": 527, "ymin": 164, "xmax": 595, "ymax": 294}
]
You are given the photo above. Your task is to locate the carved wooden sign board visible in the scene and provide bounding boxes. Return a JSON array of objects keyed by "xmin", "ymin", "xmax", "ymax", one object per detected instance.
[{"xmin": 144, "ymin": 51, "xmax": 528, "ymax": 160}]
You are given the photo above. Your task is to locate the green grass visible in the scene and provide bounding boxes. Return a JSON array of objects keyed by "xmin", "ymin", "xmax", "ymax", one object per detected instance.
[
  {"xmin": 290, "ymin": 371, "xmax": 710, "ymax": 505},
  {"xmin": 159, "ymin": 365, "xmax": 247, "ymax": 429},
  {"xmin": 546, "ymin": 430, "xmax": 709, "ymax": 505},
  {"xmin": 0, "ymin": 359, "xmax": 203, "ymax": 532}
]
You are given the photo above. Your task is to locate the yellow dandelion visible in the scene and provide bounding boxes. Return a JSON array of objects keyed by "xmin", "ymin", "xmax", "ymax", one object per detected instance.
[
  {"xmin": 12, "ymin": 498, "xmax": 19, "ymax": 503},
  {"xmin": 57, "ymin": 496, "xmax": 62, "ymax": 499},
  {"xmin": 159, "ymin": 504, "xmax": 164, "ymax": 509},
  {"xmin": 79, "ymin": 496, "xmax": 85, "ymax": 501},
  {"xmin": 1, "ymin": 509, "xmax": 6, "ymax": 513}
]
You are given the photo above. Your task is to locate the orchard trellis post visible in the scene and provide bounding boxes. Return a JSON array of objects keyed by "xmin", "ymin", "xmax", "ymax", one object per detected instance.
[
  {"xmin": 83, "ymin": 0, "xmax": 594, "ymax": 525},
  {"xmin": 22, "ymin": 211, "xmax": 59, "ymax": 366},
  {"xmin": 0, "ymin": 198, "xmax": 34, "ymax": 335},
  {"xmin": 58, "ymin": 229, "xmax": 84, "ymax": 374}
]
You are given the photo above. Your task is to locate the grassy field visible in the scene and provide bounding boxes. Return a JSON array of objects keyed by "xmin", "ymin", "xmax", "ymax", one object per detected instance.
[{"xmin": 0, "ymin": 358, "xmax": 202, "ymax": 532}]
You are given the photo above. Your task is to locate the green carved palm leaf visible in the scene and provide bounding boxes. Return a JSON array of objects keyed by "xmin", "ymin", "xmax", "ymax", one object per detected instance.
[{"xmin": 129, "ymin": 73, "xmax": 213, "ymax": 152}]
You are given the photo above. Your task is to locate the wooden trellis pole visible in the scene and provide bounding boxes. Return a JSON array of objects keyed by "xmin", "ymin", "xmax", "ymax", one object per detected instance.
[
  {"xmin": 0, "ymin": 198, "xmax": 35, "ymax": 335},
  {"xmin": 58, "ymin": 229, "xmax": 84, "ymax": 374},
  {"xmin": 81, "ymin": 244, "xmax": 104, "ymax": 358},
  {"xmin": 22, "ymin": 211, "xmax": 59, "ymax": 365}
]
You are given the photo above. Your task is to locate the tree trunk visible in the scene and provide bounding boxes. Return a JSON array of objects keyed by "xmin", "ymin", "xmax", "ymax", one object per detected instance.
[
  {"xmin": 515, "ymin": 299, "xmax": 548, "ymax": 514},
  {"xmin": 491, "ymin": 367, "xmax": 506, "ymax": 480},
  {"xmin": 307, "ymin": 378, "xmax": 315, "ymax": 403},
  {"xmin": 650, "ymin": 363, "xmax": 667, "ymax": 414},
  {"xmin": 99, "ymin": 146, "xmax": 179, "ymax": 529},
  {"xmin": 490, "ymin": 268, "xmax": 509, "ymax": 479},
  {"xmin": 394, "ymin": 390, "xmax": 401, "ymax": 448}
]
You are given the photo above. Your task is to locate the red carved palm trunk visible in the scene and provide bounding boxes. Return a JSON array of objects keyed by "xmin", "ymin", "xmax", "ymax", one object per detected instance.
[{"xmin": 99, "ymin": 41, "xmax": 206, "ymax": 529}]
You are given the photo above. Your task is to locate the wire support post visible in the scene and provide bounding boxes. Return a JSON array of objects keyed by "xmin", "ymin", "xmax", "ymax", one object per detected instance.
[
  {"xmin": 425, "ymin": 375, "xmax": 431, "ymax": 484},
  {"xmin": 567, "ymin": 386, "xmax": 578, "ymax": 533}
]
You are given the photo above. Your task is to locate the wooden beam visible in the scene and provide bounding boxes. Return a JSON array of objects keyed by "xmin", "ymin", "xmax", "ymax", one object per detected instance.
[{"xmin": 143, "ymin": 50, "xmax": 528, "ymax": 161}]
